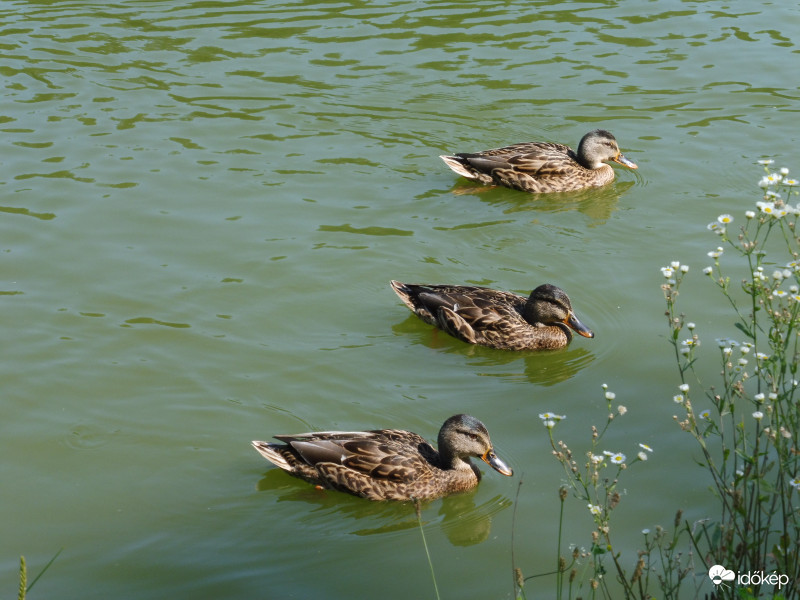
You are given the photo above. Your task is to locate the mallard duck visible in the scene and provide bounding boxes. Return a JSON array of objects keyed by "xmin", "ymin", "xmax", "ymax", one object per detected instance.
[
  {"xmin": 440, "ymin": 129, "xmax": 637, "ymax": 193},
  {"xmin": 252, "ymin": 414, "xmax": 513, "ymax": 501},
  {"xmin": 391, "ymin": 281, "xmax": 594, "ymax": 350}
]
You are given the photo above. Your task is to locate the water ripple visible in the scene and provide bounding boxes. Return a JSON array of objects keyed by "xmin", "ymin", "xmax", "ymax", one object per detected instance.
[{"xmin": 3, "ymin": 0, "xmax": 800, "ymax": 597}]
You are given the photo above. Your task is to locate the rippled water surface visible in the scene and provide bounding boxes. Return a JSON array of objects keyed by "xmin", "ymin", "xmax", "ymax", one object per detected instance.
[{"xmin": 2, "ymin": 0, "xmax": 799, "ymax": 598}]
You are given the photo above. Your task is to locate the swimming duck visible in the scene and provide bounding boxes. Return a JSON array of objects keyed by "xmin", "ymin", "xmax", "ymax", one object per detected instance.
[
  {"xmin": 440, "ymin": 129, "xmax": 637, "ymax": 193},
  {"xmin": 391, "ymin": 281, "xmax": 594, "ymax": 350},
  {"xmin": 252, "ymin": 414, "xmax": 512, "ymax": 501}
]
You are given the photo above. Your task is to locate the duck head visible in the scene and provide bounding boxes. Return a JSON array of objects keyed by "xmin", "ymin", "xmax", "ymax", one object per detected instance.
[
  {"xmin": 526, "ymin": 284, "xmax": 594, "ymax": 339},
  {"xmin": 438, "ymin": 414, "xmax": 513, "ymax": 476},
  {"xmin": 577, "ymin": 129, "xmax": 637, "ymax": 171}
]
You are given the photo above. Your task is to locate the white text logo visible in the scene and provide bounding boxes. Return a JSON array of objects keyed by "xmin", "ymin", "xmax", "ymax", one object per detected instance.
[{"xmin": 708, "ymin": 564, "xmax": 789, "ymax": 590}]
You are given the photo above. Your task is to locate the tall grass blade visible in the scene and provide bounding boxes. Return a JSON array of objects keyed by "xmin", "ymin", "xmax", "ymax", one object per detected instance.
[
  {"xmin": 414, "ymin": 500, "xmax": 440, "ymax": 600},
  {"xmin": 26, "ymin": 548, "xmax": 63, "ymax": 594}
]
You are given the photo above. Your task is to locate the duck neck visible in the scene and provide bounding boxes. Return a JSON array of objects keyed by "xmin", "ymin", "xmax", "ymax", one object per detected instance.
[
  {"xmin": 438, "ymin": 447, "xmax": 473, "ymax": 472},
  {"xmin": 572, "ymin": 148, "xmax": 595, "ymax": 170},
  {"xmin": 555, "ymin": 322, "xmax": 573, "ymax": 340}
]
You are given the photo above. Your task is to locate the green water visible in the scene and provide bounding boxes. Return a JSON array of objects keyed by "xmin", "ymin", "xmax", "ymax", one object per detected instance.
[{"xmin": 2, "ymin": 0, "xmax": 799, "ymax": 598}]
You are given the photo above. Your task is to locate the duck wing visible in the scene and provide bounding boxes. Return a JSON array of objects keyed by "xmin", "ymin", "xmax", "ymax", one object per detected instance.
[
  {"xmin": 391, "ymin": 281, "xmax": 490, "ymax": 324},
  {"xmin": 392, "ymin": 282, "xmax": 525, "ymax": 326},
  {"xmin": 277, "ymin": 429, "xmax": 432, "ymax": 485},
  {"xmin": 392, "ymin": 282, "xmax": 518, "ymax": 314},
  {"xmin": 437, "ymin": 304, "xmax": 523, "ymax": 346},
  {"xmin": 459, "ymin": 142, "xmax": 579, "ymax": 177}
]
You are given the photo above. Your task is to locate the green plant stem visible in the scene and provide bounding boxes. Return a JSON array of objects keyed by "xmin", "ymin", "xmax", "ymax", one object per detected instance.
[
  {"xmin": 511, "ymin": 479, "xmax": 524, "ymax": 600},
  {"xmin": 414, "ymin": 500, "xmax": 440, "ymax": 600},
  {"xmin": 556, "ymin": 491, "xmax": 565, "ymax": 599},
  {"xmin": 23, "ymin": 548, "xmax": 62, "ymax": 596}
]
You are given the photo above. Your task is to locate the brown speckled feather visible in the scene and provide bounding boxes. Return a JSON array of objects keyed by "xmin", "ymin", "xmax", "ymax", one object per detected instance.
[
  {"xmin": 391, "ymin": 281, "xmax": 594, "ymax": 351},
  {"xmin": 252, "ymin": 415, "xmax": 513, "ymax": 501},
  {"xmin": 440, "ymin": 130, "xmax": 637, "ymax": 193}
]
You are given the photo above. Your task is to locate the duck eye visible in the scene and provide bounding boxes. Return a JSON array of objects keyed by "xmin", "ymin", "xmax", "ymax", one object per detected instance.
[{"xmin": 457, "ymin": 428, "xmax": 483, "ymax": 443}]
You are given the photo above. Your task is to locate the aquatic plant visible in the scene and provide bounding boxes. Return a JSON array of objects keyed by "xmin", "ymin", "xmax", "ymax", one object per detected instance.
[
  {"xmin": 515, "ymin": 163, "xmax": 800, "ymax": 599},
  {"xmin": 515, "ymin": 388, "xmax": 689, "ymax": 599},
  {"xmin": 16, "ymin": 549, "xmax": 62, "ymax": 600},
  {"xmin": 661, "ymin": 162, "xmax": 800, "ymax": 598},
  {"xmin": 414, "ymin": 499, "xmax": 441, "ymax": 600}
]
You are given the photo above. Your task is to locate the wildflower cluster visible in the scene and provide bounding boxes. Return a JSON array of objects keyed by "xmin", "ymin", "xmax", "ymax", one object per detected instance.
[
  {"xmin": 521, "ymin": 163, "xmax": 800, "ymax": 600},
  {"xmin": 659, "ymin": 262, "xmax": 697, "ymax": 379},
  {"xmin": 539, "ymin": 412, "xmax": 566, "ymax": 429},
  {"xmin": 534, "ymin": 386, "xmax": 662, "ymax": 599},
  {"xmin": 699, "ymin": 166, "xmax": 800, "ymax": 403},
  {"xmin": 707, "ymin": 164, "xmax": 800, "ymax": 244},
  {"xmin": 659, "ymin": 261, "xmax": 690, "ymax": 308},
  {"xmin": 660, "ymin": 162, "xmax": 800, "ymax": 596}
]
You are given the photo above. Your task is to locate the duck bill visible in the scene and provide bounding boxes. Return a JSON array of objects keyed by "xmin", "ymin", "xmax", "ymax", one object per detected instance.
[
  {"xmin": 613, "ymin": 152, "xmax": 637, "ymax": 169},
  {"xmin": 482, "ymin": 449, "xmax": 513, "ymax": 477},
  {"xmin": 565, "ymin": 312, "xmax": 594, "ymax": 338}
]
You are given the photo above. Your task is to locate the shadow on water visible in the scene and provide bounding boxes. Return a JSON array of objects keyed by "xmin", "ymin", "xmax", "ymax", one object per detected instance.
[
  {"xmin": 447, "ymin": 180, "xmax": 636, "ymax": 224},
  {"xmin": 255, "ymin": 469, "xmax": 511, "ymax": 546},
  {"xmin": 392, "ymin": 316, "xmax": 595, "ymax": 386}
]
